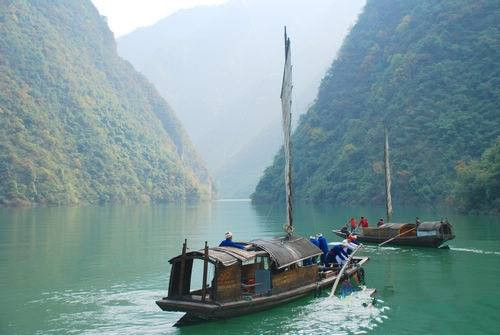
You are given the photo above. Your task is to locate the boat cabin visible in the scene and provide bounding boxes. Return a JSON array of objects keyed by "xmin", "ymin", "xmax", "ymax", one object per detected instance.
[
  {"xmin": 359, "ymin": 221, "xmax": 454, "ymax": 242},
  {"xmin": 362, "ymin": 223, "xmax": 416, "ymax": 238},
  {"xmin": 166, "ymin": 236, "xmax": 323, "ymax": 304},
  {"xmin": 416, "ymin": 221, "xmax": 454, "ymax": 239}
]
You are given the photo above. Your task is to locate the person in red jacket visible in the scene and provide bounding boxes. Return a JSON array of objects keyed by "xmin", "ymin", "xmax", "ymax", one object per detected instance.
[
  {"xmin": 349, "ymin": 217, "xmax": 357, "ymax": 232},
  {"xmin": 361, "ymin": 217, "xmax": 369, "ymax": 227}
]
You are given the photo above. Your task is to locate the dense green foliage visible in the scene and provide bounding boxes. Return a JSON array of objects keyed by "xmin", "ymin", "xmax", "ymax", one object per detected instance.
[
  {"xmin": 454, "ymin": 139, "xmax": 499, "ymax": 214},
  {"xmin": 0, "ymin": 1, "xmax": 212, "ymax": 206},
  {"xmin": 253, "ymin": 0, "xmax": 499, "ymax": 211}
]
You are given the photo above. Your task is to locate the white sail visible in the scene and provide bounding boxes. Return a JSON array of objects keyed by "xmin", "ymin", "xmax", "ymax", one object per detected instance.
[
  {"xmin": 281, "ymin": 27, "xmax": 293, "ymax": 235},
  {"xmin": 384, "ymin": 128, "xmax": 393, "ymax": 223}
]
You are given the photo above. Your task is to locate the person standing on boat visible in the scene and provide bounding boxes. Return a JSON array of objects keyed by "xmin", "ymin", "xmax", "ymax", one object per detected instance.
[
  {"xmin": 219, "ymin": 231, "xmax": 246, "ymax": 249},
  {"xmin": 358, "ymin": 216, "xmax": 364, "ymax": 229},
  {"xmin": 349, "ymin": 217, "xmax": 357, "ymax": 232},
  {"xmin": 317, "ymin": 233, "xmax": 329, "ymax": 265},
  {"xmin": 377, "ymin": 218, "xmax": 385, "ymax": 227}
]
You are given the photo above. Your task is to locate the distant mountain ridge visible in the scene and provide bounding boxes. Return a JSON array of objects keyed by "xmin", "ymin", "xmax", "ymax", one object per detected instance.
[
  {"xmin": 252, "ymin": 0, "xmax": 500, "ymax": 207},
  {"xmin": 0, "ymin": 1, "xmax": 212, "ymax": 206},
  {"xmin": 117, "ymin": 0, "xmax": 365, "ymax": 198}
]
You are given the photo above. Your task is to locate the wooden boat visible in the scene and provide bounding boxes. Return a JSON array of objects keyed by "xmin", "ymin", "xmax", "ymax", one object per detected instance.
[
  {"xmin": 156, "ymin": 27, "xmax": 369, "ymax": 325},
  {"xmin": 157, "ymin": 237, "xmax": 369, "ymax": 324},
  {"xmin": 333, "ymin": 129, "xmax": 455, "ymax": 248},
  {"xmin": 333, "ymin": 221, "xmax": 455, "ymax": 248}
]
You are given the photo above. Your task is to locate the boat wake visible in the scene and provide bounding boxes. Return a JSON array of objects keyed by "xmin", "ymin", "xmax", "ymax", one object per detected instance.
[
  {"xmin": 450, "ymin": 247, "xmax": 500, "ymax": 256},
  {"xmin": 273, "ymin": 287, "xmax": 389, "ymax": 335}
]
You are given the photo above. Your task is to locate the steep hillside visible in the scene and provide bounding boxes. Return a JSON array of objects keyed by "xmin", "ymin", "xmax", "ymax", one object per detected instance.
[
  {"xmin": 252, "ymin": 0, "xmax": 500, "ymax": 207},
  {"xmin": 0, "ymin": 1, "xmax": 212, "ymax": 206},
  {"xmin": 117, "ymin": 0, "xmax": 365, "ymax": 196},
  {"xmin": 454, "ymin": 139, "xmax": 499, "ymax": 214}
]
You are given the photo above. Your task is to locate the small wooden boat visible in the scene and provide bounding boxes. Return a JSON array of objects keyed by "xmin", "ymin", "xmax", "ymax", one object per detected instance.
[
  {"xmin": 333, "ymin": 221, "xmax": 455, "ymax": 248},
  {"xmin": 156, "ymin": 27, "xmax": 370, "ymax": 325},
  {"xmin": 156, "ymin": 237, "xmax": 369, "ymax": 325}
]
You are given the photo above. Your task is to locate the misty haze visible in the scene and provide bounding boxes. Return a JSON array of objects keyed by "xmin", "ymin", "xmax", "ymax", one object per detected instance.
[{"xmin": 0, "ymin": 0, "xmax": 498, "ymax": 334}]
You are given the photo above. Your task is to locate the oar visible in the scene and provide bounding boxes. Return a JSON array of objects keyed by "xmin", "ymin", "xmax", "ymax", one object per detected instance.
[
  {"xmin": 330, "ymin": 244, "xmax": 363, "ymax": 297},
  {"xmin": 378, "ymin": 227, "xmax": 416, "ymax": 247}
]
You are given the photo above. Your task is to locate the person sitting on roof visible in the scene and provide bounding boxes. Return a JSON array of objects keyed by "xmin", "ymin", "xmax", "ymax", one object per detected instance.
[
  {"xmin": 415, "ymin": 217, "xmax": 421, "ymax": 227},
  {"xmin": 377, "ymin": 218, "xmax": 385, "ymax": 227},
  {"xmin": 317, "ymin": 233, "xmax": 329, "ymax": 265},
  {"xmin": 219, "ymin": 231, "xmax": 246, "ymax": 249},
  {"xmin": 326, "ymin": 240, "xmax": 349, "ymax": 266}
]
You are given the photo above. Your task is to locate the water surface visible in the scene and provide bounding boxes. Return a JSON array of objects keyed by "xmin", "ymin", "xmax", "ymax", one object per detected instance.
[{"xmin": 0, "ymin": 202, "xmax": 499, "ymax": 334}]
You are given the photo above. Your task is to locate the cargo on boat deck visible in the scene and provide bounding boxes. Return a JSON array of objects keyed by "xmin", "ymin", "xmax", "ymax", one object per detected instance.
[{"xmin": 362, "ymin": 223, "xmax": 415, "ymax": 238}]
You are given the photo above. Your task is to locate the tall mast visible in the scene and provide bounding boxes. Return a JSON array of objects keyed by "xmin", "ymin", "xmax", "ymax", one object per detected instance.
[
  {"xmin": 281, "ymin": 27, "xmax": 293, "ymax": 235},
  {"xmin": 384, "ymin": 127, "xmax": 393, "ymax": 223}
]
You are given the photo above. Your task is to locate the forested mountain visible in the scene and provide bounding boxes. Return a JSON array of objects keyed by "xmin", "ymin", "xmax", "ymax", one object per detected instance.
[
  {"xmin": 252, "ymin": 0, "xmax": 500, "ymax": 211},
  {"xmin": 117, "ymin": 0, "xmax": 365, "ymax": 198},
  {"xmin": 0, "ymin": 1, "xmax": 212, "ymax": 206},
  {"xmin": 455, "ymin": 139, "xmax": 499, "ymax": 214}
]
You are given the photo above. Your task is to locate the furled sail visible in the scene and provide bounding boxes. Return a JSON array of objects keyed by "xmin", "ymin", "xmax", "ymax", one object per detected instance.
[
  {"xmin": 384, "ymin": 128, "xmax": 393, "ymax": 223},
  {"xmin": 281, "ymin": 27, "xmax": 293, "ymax": 235}
]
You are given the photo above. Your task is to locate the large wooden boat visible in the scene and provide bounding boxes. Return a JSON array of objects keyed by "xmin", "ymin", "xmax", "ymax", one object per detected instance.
[
  {"xmin": 333, "ymin": 221, "xmax": 455, "ymax": 248},
  {"xmin": 156, "ymin": 28, "xmax": 369, "ymax": 325},
  {"xmin": 157, "ymin": 237, "xmax": 368, "ymax": 324}
]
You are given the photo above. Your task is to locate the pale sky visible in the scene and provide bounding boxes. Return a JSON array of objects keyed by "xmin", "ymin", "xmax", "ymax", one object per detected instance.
[{"xmin": 91, "ymin": 0, "xmax": 227, "ymax": 37}]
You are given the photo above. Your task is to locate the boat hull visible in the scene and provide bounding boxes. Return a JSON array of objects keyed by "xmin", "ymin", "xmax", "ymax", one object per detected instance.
[
  {"xmin": 156, "ymin": 257, "xmax": 369, "ymax": 324},
  {"xmin": 333, "ymin": 230, "xmax": 454, "ymax": 248}
]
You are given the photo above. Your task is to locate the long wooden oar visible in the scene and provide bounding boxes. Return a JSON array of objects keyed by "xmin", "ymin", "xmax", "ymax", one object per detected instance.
[
  {"xmin": 330, "ymin": 244, "xmax": 363, "ymax": 297},
  {"xmin": 378, "ymin": 227, "xmax": 416, "ymax": 247}
]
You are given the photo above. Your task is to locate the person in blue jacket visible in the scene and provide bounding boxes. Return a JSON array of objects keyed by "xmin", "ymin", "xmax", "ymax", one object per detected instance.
[
  {"xmin": 304, "ymin": 236, "xmax": 320, "ymax": 265},
  {"xmin": 317, "ymin": 233, "xmax": 329, "ymax": 265},
  {"xmin": 219, "ymin": 231, "xmax": 246, "ymax": 249},
  {"xmin": 326, "ymin": 240, "xmax": 350, "ymax": 266},
  {"xmin": 310, "ymin": 235, "xmax": 320, "ymax": 247}
]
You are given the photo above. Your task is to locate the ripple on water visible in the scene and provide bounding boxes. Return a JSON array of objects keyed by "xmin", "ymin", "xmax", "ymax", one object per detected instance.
[
  {"xmin": 449, "ymin": 247, "xmax": 500, "ymax": 256},
  {"xmin": 30, "ymin": 286, "xmax": 179, "ymax": 334},
  {"xmin": 29, "ymin": 285, "xmax": 387, "ymax": 335}
]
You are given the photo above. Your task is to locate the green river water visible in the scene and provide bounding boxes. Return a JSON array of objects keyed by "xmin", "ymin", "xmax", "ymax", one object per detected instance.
[{"xmin": 1, "ymin": 201, "xmax": 499, "ymax": 334}]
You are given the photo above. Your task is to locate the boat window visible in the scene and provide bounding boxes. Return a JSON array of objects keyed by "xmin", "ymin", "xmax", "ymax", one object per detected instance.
[
  {"xmin": 189, "ymin": 258, "xmax": 215, "ymax": 296},
  {"xmin": 254, "ymin": 256, "xmax": 270, "ymax": 270},
  {"xmin": 262, "ymin": 257, "xmax": 269, "ymax": 270},
  {"xmin": 417, "ymin": 229, "xmax": 437, "ymax": 237},
  {"xmin": 242, "ymin": 259, "xmax": 254, "ymax": 266}
]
